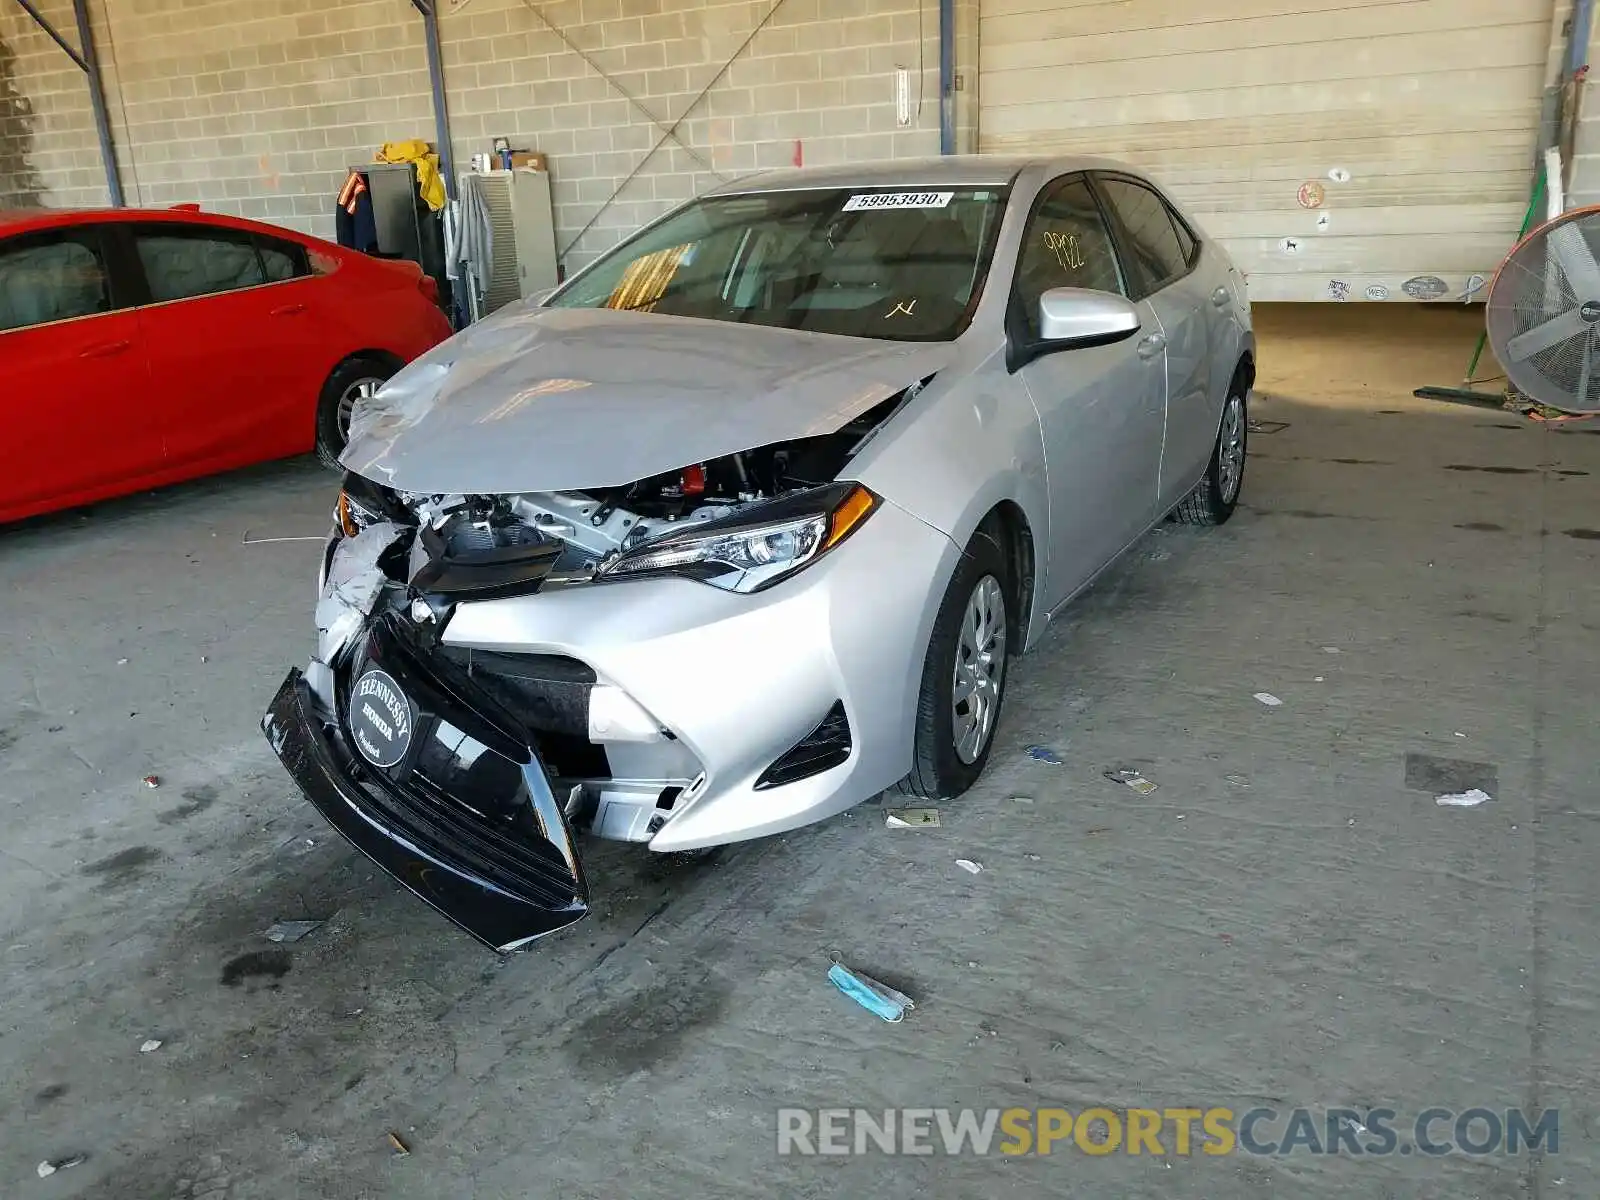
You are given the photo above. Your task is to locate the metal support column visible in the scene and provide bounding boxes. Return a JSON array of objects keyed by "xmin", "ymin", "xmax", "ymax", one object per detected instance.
[
  {"xmin": 72, "ymin": 0, "xmax": 122, "ymax": 206},
  {"xmin": 12, "ymin": 0, "xmax": 124, "ymax": 204},
  {"xmin": 938, "ymin": 0, "xmax": 955, "ymax": 155},
  {"xmin": 410, "ymin": 0, "xmax": 457, "ymax": 201},
  {"xmin": 1568, "ymin": 0, "xmax": 1595, "ymax": 81}
]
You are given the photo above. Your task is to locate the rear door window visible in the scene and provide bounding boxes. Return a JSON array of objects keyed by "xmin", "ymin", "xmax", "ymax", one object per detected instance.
[
  {"xmin": 1096, "ymin": 177, "xmax": 1191, "ymax": 298},
  {"xmin": 0, "ymin": 232, "xmax": 114, "ymax": 332},
  {"xmin": 258, "ymin": 236, "xmax": 310, "ymax": 282},
  {"xmin": 132, "ymin": 226, "xmax": 267, "ymax": 303},
  {"xmin": 1169, "ymin": 209, "xmax": 1199, "ymax": 267}
]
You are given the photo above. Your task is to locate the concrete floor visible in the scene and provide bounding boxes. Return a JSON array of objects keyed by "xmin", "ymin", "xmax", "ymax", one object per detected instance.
[{"xmin": 2, "ymin": 303, "xmax": 1597, "ymax": 1198}]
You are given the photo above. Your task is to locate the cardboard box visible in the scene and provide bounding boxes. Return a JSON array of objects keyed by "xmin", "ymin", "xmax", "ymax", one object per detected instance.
[{"xmin": 510, "ymin": 151, "xmax": 548, "ymax": 173}]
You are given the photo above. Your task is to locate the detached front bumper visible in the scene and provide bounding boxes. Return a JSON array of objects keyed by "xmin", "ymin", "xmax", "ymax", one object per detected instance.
[
  {"xmin": 261, "ymin": 621, "xmax": 589, "ymax": 952},
  {"xmin": 264, "ymin": 491, "xmax": 958, "ymax": 948}
]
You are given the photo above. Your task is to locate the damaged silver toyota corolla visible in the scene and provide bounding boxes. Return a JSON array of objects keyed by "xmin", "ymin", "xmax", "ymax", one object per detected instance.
[{"xmin": 263, "ymin": 155, "xmax": 1256, "ymax": 950}]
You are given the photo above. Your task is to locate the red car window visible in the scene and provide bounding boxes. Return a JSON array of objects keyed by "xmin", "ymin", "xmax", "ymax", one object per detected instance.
[
  {"xmin": 259, "ymin": 237, "xmax": 309, "ymax": 282},
  {"xmin": 0, "ymin": 234, "xmax": 112, "ymax": 331},
  {"xmin": 133, "ymin": 227, "xmax": 266, "ymax": 303}
]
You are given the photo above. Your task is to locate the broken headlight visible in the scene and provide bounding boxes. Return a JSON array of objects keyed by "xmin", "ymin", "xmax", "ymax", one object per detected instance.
[
  {"xmin": 336, "ymin": 472, "xmax": 414, "ymax": 537},
  {"xmin": 597, "ymin": 482, "xmax": 879, "ymax": 593}
]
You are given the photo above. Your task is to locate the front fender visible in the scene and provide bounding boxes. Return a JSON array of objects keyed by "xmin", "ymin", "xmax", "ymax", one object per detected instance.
[{"xmin": 855, "ymin": 343, "xmax": 1051, "ymax": 648}]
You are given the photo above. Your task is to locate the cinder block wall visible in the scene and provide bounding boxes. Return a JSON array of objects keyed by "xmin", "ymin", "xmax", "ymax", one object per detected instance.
[
  {"xmin": 0, "ymin": 0, "xmax": 963, "ymax": 273},
  {"xmin": 0, "ymin": 0, "xmax": 111, "ymax": 207}
]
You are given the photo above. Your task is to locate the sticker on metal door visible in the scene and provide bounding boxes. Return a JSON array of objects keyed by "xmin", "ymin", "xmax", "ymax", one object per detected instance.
[{"xmin": 350, "ymin": 669, "xmax": 414, "ymax": 768}]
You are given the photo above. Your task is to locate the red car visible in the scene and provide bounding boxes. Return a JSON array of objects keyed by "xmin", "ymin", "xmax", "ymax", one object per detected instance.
[{"xmin": 0, "ymin": 205, "xmax": 454, "ymax": 523}]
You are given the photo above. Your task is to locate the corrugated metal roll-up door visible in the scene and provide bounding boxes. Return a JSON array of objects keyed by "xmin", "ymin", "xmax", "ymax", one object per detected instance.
[{"xmin": 979, "ymin": 0, "xmax": 1558, "ymax": 301}]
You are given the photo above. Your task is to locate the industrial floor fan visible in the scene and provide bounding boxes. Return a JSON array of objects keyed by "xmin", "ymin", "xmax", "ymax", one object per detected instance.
[{"xmin": 1486, "ymin": 204, "xmax": 1600, "ymax": 416}]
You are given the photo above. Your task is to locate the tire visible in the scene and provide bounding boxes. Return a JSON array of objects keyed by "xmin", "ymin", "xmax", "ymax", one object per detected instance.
[
  {"xmin": 315, "ymin": 356, "xmax": 395, "ymax": 470},
  {"xmin": 1171, "ymin": 386, "xmax": 1248, "ymax": 526},
  {"xmin": 897, "ymin": 526, "xmax": 1013, "ymax": 800}
]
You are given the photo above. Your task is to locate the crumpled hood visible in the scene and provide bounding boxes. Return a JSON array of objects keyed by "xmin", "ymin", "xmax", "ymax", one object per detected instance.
[{"xmin": 341, "ymin": 304, "xmax": 959, "ymax": 495}]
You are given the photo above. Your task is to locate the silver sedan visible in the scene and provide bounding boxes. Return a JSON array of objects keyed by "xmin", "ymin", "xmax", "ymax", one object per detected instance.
[{"xmin": 263, "ymin": 155, "xmax": 1256, "ymax": 949}]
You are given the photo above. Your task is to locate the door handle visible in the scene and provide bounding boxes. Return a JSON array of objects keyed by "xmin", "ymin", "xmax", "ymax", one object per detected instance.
[
  {"xmin": 79, "ymin": 340, "xmax": 131, "ymax": 359},
  {"xmin": 1136, "ymin": 333, "xmax": 1167, "ymax": 360},
  {"xmin": 1211, "ymin": 287, "xmax": 1231, "ymax": 308},
  {"xmin": 270, "ymin": 303, "xmax": 307, "ymax": 316}
]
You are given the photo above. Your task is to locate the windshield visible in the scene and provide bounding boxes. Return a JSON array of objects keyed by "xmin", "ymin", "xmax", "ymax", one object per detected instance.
[{"xmin": 547, "ymin": 187, "xmax": 1009, "ymax": 342}]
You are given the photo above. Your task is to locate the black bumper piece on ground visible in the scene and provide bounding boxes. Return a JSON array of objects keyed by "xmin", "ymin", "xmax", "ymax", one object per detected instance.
[{"xmin": 263, "ymin": 658, "xmax": 589, "ymax": 952}]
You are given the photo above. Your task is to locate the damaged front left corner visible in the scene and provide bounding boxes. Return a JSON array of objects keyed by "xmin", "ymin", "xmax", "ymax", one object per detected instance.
[{"xmin": 316, "ymin": 520, "xmax": 403, "ymax": 665}]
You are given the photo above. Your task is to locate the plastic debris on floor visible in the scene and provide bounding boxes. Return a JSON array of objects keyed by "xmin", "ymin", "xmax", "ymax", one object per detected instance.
[
  {"xmin": 828, "ymin": 960, "xmax": 915, "ymax": 1023},
  {"xmin": 1436, "ymin": 789, "xmax": 1493, "ymax": 808},
  {"xmin": 1026, "ymin": 745, "xmax": 1064, "ymax": 764},
  {"xmin": 36, "ymin": 1156, "xmax": 86, "ymax": 1178},
  {"xmin": 139, "ymin": 1039, "xmax": 162, "ymax": 1053},
  {"xmin": 264, "ymin": 919, "xmax": 324, "ymax": 943},
  {"xmin": 955, "ymin": 858, "xmax": 983, "ymax": 874},
  {"xmin": 1253, "ymin": 692, "xmax": 1284, "ymax": 707},
  {"xmin": 1104, "ymin": 768, "xmax": 1158, "ymax": 795},
  {"xmin": 885, "ymin": 808, "xmax": 940, "ymax": 828}
]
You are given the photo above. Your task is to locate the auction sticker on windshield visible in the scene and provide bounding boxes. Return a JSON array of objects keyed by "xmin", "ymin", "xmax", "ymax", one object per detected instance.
[{"xmin": 843, "ymin": 191, "xmax": 954, "ymax": 211}]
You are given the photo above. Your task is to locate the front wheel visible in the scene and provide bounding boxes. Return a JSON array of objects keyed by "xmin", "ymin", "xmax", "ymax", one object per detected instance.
[
  {"xmin": 315, "ymin": 357, "xmax": 395, "ymax": 470},
  {"xmin": 1171, "ymin": 388, "xmax": 1248, "ymax": 526},
  {"xmin": 898, "ymin": 527, "xmax": 1012, "ymax": 800}
]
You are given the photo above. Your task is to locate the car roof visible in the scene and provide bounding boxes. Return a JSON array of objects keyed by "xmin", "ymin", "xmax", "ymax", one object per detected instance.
[
  {"xmin": 704, "ymin": 154, "xmax": 1141, "ymax": 196},
  {"xmin": 0, "ymin": 205, "xmax": 316, "ymax": 242}
]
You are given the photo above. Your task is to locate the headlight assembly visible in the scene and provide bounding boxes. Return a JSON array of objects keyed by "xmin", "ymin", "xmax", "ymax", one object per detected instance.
[
  {"xmin": 335, "ymin": 472, "xmax": 414, "ymax": 537},
  {"xmin": 597, "ymin": 481, "xmax": 880, "ymax": 593}
]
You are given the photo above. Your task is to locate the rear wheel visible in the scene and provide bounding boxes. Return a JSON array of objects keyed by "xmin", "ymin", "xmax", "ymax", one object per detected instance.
[
  {"xmin": 898, "ymin": 527, "xmax": 1012, "ymax": 800},
  {"xmin": 315, "ymin": 357, "xmax": 395, "ymax": 470},
  {"xmin": 1171, "ymin": 387, "xmax": 1247, "ymax": 526}
]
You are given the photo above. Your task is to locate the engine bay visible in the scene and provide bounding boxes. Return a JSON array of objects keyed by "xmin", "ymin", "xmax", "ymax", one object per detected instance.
[{"xmin": 343, "ymin": 386, "xmax": 917, "ymax": 591}]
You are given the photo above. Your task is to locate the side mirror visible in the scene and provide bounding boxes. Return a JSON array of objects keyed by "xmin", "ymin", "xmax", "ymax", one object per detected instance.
[{"xmin": 1037, "ymin": 287, "xmax": 1141, "ymax": 346}]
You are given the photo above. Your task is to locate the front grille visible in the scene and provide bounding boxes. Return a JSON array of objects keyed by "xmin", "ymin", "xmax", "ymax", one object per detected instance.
[
  {"xmin": 755, "ymin": 700, "xmax": 852, "ymax": 790},
  {"xmin": 350, "ymin": 766, "xmax": 580, "ymax": 910},
  {"xmin": 337, "ymin": 619, "xmax": 583, "ymax": 912}
]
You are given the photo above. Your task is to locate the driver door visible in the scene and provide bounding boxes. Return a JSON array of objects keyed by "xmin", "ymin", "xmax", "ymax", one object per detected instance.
[{"xmin": 1010, "ymin": 175, "xmax": 1168, "ymax": 609}]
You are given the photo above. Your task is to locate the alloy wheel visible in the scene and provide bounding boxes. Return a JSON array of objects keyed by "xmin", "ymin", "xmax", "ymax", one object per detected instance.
[
  {"xmin": 337, "ymin": 378, "xmax": 385, "ymax": 441},
  {"xmin": 952, "ymin": 574, "xmax": 1007, "ymax": 764},
  {"xmin": 1218, "ymin": 394, "xmax": 1247, "ymax": 503}
]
